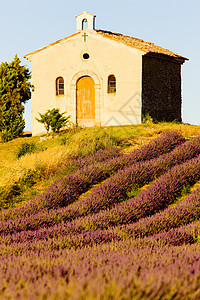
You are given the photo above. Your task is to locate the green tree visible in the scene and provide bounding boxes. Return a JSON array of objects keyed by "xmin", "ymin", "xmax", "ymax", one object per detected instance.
[
  {"xmin": 36, "ymin": 108, "xmax": 70, "ymax": 135},
  {"xmin": 0, "ymin": 55, "xmax": 31, "ymax": 142},
  {"xmin": 0, "ymin": 103, "xmax": 25, "ymax": 142}
]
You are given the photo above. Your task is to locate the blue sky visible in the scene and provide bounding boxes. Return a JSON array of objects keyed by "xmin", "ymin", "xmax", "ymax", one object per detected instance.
[{"xmin": 0, "ymin": 0, "xmax": 199, "ymax": 130}]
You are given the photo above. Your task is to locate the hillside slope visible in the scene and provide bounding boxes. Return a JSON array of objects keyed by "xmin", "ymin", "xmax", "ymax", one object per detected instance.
[
  {"xmin": 0, "ymin": 123, "xmax": 200, "ymax": 299},
  {"xmin": 0, "ymin": 122, "xmax": 200, "ymax": 209}
]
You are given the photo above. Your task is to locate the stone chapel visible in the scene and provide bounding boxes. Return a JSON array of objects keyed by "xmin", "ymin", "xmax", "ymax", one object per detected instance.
[{"xmin": 24, "ymin": 12, "xmax": 188, "ymax": 135}]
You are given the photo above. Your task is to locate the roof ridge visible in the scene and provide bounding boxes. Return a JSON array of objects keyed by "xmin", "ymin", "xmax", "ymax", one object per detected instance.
[
  {"xmin": 95, "ymin": 29, "xmax": 145, "ymax": 43},
  {"xmin": 95, "ymin": 29, "xmax": 188, "ymax": 61}
]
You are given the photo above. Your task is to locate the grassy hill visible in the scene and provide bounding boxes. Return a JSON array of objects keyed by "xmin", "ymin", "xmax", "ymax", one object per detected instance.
[
  {"xmin": 1, "ymin": 122, "xmax": 200, "ymax": 299},
  {"xmin": 0, "ymin": 122, "xmax": 199, "ymax": 209}
]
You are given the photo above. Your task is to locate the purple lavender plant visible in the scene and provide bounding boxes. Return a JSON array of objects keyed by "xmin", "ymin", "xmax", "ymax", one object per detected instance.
[
  {"xmin": 0, "ymin": 130, "xmax": 184, "ymax": 221},
  {"xmin": 123, "ymin": 186, "xmax": 200, "ymax": 239}
]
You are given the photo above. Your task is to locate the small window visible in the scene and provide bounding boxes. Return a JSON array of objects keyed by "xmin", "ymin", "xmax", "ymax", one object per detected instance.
[
  {"xmin": 108, "ymin": 75, "xmax": 116, "ymax": 93},
  {"xmin": 83, "ymin": 53, "xmax": 90, "ymax": 60},
  {"xmin": 56, "ymin": 77, "xmax": 64, "ymax": 95}
]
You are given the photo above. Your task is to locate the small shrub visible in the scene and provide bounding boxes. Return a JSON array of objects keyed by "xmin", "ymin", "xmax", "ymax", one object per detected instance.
[
  {"xmin": 16, "ymin": 142, "xmax": 37, "ymax": 159},
  {"xmin": 36, "ymin": 108, "xmax": 70, "ymax": 135}
]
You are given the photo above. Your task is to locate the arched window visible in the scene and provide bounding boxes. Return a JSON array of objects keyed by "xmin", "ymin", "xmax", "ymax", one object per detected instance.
[
  {"xmin": 82, "ymin": 18, "xmax": 88, "ymax": 30},
  {"xmin": 56, "ymin": 77, "xmax": 64, "ymax": 95},
  {"xmin": 108, "ymin": 75, "xmax": 116, "ymax": 93}
]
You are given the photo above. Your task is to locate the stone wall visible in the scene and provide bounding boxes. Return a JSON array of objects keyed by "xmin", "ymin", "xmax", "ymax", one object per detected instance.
[{"xmin": 142, "ymin": 53, "xmax": 182, "ymax": 122}]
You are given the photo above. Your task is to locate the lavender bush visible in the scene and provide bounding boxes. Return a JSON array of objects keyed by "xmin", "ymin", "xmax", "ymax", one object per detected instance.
[
  {"xmin": 35, "ymin": 130, "xmax": 185, "ymax": 210},
  {"xmin": 123, "ymin": 186, "xmax": 200, "ymax": 239},
  {"xmin": 0, "ymin": 130, "xmax": 184, "ymax": 222},
  {"xmin": 65, "ymin": 153, "xmax": 200, "ymax": 232},
  {"xmin": 1, "ymin": 130, "xmax": 200, "ymax": 299},
  {"xmin": 0, "ymin": 136, "xmax": 199, "ymax": 236},
  {"xmin": 63, "ymin": 138, "xmax": 200, "ymax": 221}
]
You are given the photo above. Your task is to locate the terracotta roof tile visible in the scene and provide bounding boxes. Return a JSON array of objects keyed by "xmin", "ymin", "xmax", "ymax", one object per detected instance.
[{"xmin": 95, "ymin": 29, "xmax": 188, "ymax": 61}]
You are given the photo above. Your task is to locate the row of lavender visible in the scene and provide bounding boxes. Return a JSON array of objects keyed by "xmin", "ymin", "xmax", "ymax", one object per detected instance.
[
  {"xmin": 0, "ymin": 133, "xmax": 199, "ymax": 235},
  {"xmin": 55, "ymin": 169, "xmax": 200, "ymax": 248},
  {"xmin": 60, "ymin": 136, "xmax": 200, "ymax": 222},
  {"xmin": 0, "ymin": 131, "xmax": 184, "ymax": 223},
  {"xmin": 1, "ymin": 135, "xmax": 200, "ymax": 245},
  {"xmin": 57, "ymin": 155, "xmax": 200, "ymax": 248}
]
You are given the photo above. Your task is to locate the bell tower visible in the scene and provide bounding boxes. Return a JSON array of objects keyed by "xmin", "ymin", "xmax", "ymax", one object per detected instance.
[{"xmin": 75, "ymin": 11, "xmax": 96, "ymax": 32}]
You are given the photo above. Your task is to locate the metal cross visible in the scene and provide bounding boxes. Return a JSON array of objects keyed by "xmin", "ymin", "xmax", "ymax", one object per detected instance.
[{"xmin": 82, "ymin": 32, "xmax": 88, "ymax": 42}]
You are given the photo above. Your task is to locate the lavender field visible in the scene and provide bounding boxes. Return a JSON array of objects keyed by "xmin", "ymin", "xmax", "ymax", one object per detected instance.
[{"xmin": 1, "ymin": 130, "xmax": 200, "ymax": 299}]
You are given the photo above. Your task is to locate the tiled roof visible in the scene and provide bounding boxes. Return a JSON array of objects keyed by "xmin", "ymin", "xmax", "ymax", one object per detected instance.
[
  {"xmin": 96, "ymin": 29, "xmax": 188, "ymax": 61},
  {"xmin": 24, "ymin": 29, "xmax": 188, "ymax": 62}
]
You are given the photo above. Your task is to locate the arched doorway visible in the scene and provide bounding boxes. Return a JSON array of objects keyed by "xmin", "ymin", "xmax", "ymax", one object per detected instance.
[{"xmin": 76, "ymin": 76, "xmax": 95, "ymax": 126}]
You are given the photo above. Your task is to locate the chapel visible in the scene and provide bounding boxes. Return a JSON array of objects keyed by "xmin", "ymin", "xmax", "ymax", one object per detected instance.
[{"xmin": 24, "ymin": 12, "xmax": 188, "ymax": 135}]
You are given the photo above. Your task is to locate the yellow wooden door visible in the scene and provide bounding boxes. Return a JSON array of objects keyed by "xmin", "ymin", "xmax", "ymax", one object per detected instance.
[{"xmin": 76, "ymin": 76, "xmax": 95, "ymax": 125}]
